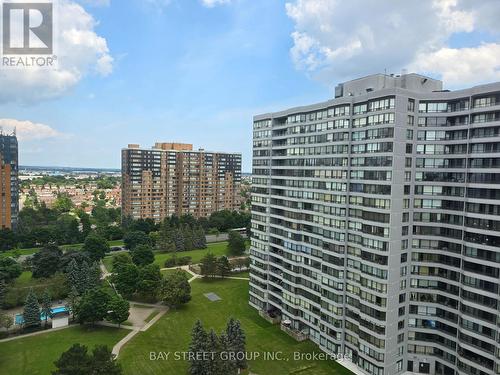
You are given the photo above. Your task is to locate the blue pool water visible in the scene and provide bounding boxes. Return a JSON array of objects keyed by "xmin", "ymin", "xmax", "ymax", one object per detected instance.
[{"xmin": 15, "ymin": 306, "xmax": 69, "ymax": 325}]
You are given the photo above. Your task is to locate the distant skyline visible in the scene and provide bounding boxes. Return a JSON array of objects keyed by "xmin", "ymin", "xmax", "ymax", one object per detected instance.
[{"xmin": 1, "ymin": 0, "xmax": 500, "ymax": 172}]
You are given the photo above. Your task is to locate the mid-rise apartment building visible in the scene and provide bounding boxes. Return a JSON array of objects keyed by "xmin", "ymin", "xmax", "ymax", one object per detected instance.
[
  {"xmin": 122, "ymin": 142, "xmax": 241, "ymax": 220},
  {"xmin": 249, "ymin": 73, "xmax": 500, "ymax": 375},
  {"xmin": 0, "ymin": 133, "xmax": 18, "ymax": 229}
]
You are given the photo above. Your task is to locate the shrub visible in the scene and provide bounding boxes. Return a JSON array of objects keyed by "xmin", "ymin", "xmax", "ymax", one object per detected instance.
[{"xmin": 164, "ymin": 256, "xmax": 191, "ymax": 268}]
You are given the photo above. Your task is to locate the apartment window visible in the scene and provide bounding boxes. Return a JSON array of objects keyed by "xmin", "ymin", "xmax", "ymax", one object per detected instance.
[
  {"xmin": 401, "ymin": 253, "xmax": 407, "ymax": 263},
  {"xmin": 405, "ymin": 157, "xmax": 412, "ymax": 167},
  {"xmin": 406, "ymin": 144, "xmax": 413, "ymax": 153},
  {"xmin": 407, "ymin": 115, "xmax": 414, "ymax": 126},
  {"xmin": 406, "ymin": 129, "xmax": 413, "ymax": 139},
  {"xmin": 397, "ymin": 333, "xmax": 404, "ymax": 343},
  {"xmin": 408, "ymin": 99, "xmax": 415, "ymax": 112}
]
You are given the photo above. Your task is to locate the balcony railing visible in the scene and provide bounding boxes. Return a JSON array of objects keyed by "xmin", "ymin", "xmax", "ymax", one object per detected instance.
[{"xmin": 280, "ymin": 324, "xmax": 309, "ymax": 342}]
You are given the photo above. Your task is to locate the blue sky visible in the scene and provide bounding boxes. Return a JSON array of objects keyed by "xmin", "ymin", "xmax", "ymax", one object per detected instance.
[{"xmin": 1, "ymin": 0, "xmax": 499, "ymax": 172}]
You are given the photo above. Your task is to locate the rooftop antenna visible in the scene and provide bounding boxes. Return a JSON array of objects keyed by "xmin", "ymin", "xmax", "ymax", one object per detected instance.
[
  {"xmin": 383, "ymin": 68, "xmax": 387, "ymax": 88},
  {"xmin": 13, "ymin": 127, "xmax": 16, "ymax": 136}
]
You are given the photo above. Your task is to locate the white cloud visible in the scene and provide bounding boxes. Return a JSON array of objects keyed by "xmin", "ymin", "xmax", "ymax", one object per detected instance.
[
  {"xmin": 0, "ymin": 119, "xmax": 64, "ymax": 141},
  {"xmin": 201, "ymin": 0, "xmax": 231, "ymax": 8},
  {"xmin": 285, "ymin": 0, "xmax": 500, "ymax": 88},
  {"xmin": 411, "ymin": 43, "xmax": 500, "ymax": 87},
  {"xmin": 0, "ymin": 0, "xmax": 113, "ymax": 104},
  {"xmin": 77, "ymin": 0, "xmax": 110, "ymax": 6}
]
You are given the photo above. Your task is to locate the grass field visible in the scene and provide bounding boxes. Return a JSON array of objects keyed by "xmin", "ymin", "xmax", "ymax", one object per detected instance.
[
  {"xmin": 153, "ymin": 241, "xmax": 230, "ymax": 267},
  {"xmin": 0, "ymin": 326, "xmax": 128, "ymax": 375},
  {"xmin": 118, "ymin": 278, "xmax": 353, "ymax": 375},
  {"xmin": 102, "ymin": 241, "xmax": 233, "ymax": 273},
  {"xmin": 160, "ymin": 268, "xmax": 191, "ymax": 279},
  {"xmin": 0, "ymin": 240, "xmax": 125, "ymax": 259}
]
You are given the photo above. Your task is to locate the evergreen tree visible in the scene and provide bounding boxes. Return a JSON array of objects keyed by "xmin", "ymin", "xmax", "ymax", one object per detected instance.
[
  {"xmin": 52, "ymin": 344, "xmax": 92, "ymax": 375},
  {"xmin": 218, "ymin": 332, "xmax": 238, "ymax": 375},
  {"xmin": 227, "ymin": 318, "xmax": 247, "ymax": 369},
  {"xmin": 40, "ymin": 289, "xmax": 52, "ymax": 328},
  {"xmin": 89, "ymin": 262, "xmax": 102, "ymax": 289},
  {"xmin": 23, "ymin": 288, "xmax": 41, "ymax": 329},
  {"xmin": 79, "ymin": 261, "xmax": 91, "ymax": 294},
  {"xmin": 172, "ymin": 228, "xmax": 185, "ymax": 252},
  {"xmin": 90, "ymin": 345, "xmax": 122, "ymax": 375},
  {"xmin": 216, "ymin": 256, "xmax": 231, "ymax": 279},
  {"xmin": 188, "ymin": 320, "xmax": 208, "ymax": 375},
  {"xmin": 206, "ymin": 329, "xmax": 221, "ymax": 375},
  {"xmin": 66, "ymin": 259, "xmax": 79, "ymax": 291},
  {"xmin": 0, "ymin": 279, "xmax": 6, "ymax": 306},
  {"xmin": 197, "ymin": 227, "xmax": 207, "ymax": 249},
  {"xmin": 183, "ymin": 226, "xmax": 194, "ymax": 251},
  {"xmin": 66, "ymin": 286, "xmax": 80, "ymax": 320}
]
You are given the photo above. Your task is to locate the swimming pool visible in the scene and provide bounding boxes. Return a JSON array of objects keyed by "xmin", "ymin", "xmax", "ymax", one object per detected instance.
[{"xmin": 15, "ymin": 306, "xmax": 69, "ymax": 325}]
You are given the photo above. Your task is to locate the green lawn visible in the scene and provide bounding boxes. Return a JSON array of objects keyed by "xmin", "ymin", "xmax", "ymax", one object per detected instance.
[
  {"xmin": 118, "ymin": 279, "xmax": 353, "ymax": 375},
  {"xmin": 103, "ymin": 242, "xmax": 234, "ymax": 273},
  {"xmin": 12, "ymin": 271, "xmax": 34, "ymax": 288},
  {"xmin": 153, "ymin": 241, "xmax": 231, "ymax": 268},
  {"xmin": 0, "ymin": 326, "xmax": 128, "ymax": 375},
  {"xmin": 161, "ymin": 268, "xmax": 191, "ymax": 279}
]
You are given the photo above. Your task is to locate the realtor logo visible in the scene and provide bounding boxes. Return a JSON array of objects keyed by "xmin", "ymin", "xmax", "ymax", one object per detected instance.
[{"xmin": 3, "ymin": 2, "xmax": 53, "ymax": 54}]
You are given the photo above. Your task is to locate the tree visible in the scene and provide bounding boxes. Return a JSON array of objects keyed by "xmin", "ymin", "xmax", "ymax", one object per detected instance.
[
  {"xmin": 131, "ymin": 244, "xmax": 155, "ymax": 267},
  {"xmin": 137, "ymin": 264, "xmax": 162, "ymax": 298},
  {"xmin": 218, "ymin": 332, "xmax": 238, "ymax": 375},
  {"xmin": 66, "ymin": 286, "xmax": 80, "ymax": 320},
  {"xmin": 188, "ymin": 320, "xmax": 208, "ymax": 375},
  {"xmin": 216, "ymin": 256, "xmax": 231, "ymax": 279},
  {"xmin": 23, "ymin": 288, "xmax": 41, "ymax": 329},
  {"xmin": 90, "ymin": 345, "xmax": 122, "ymax": 375},
  {"xmin": 227, "ymin": 231, "xmax": 246, "ymax": 256},
  {"xmin": 106, "ymin": 295, "xmax": 129, "ymax": 327},
  {"xmin": 32, "ymin": 244, "xmax": 62, "ymax": 279},
  {"xmin": 0, "ymin": 228, "xmax": 17, "ymax": 250},
  {"xmin": 74, "ymin": 288, "xmax": 110, "ymax": 325},
  {"xmin": 111, "ymin": 253, "xmax": 133, "ymax": 271},
  {"xmin": 159, "ymin": 270, "xmax": 191, "ymax": 307},
  {"xmin": 123, "ymin": 230, "xmax": 151, "ymax": 250},
  {"xmin": 53, "ymin": 193, "xmax": 74, "ymax": 213},
  {"xmin": 40, "ymin": 289, "xmax": 53, "ymax": 328},
  {"xmin": 52, "ymin": 344, "xmax": 92, "ymax": 375},
  {"xmin": 0, "ymin": 279, "xmax": 6, "ymax": 305},
  {"xmin": 0, "ymin": 257, "xmax": 22, "ymax": 282},
  {"xmin": 0, "ymin": 311, "xmax": 13, "ymax": 330},
  {"xmin": 82, "ymin": 234, "xmax": 109, "ymax": 261},
  {"xmin": 199, "ymin": 253, "xmax": 217, "ymax": 278},
  {"xmin": 112, "ymin": 263, "xmax": 139, "ymax": 297},
  {"xmin": 226, "ymin": 318, "xmax": 247, "ymax": 369}
]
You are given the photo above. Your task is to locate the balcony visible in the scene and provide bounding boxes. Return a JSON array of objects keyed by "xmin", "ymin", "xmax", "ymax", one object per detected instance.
[
  {"xmin": 259, "ymin": 310, "xmax": 281, "ymax": 325},
  {"xmin": 281, "ymin": 322, "xmax": 309, "ymax": 342}
]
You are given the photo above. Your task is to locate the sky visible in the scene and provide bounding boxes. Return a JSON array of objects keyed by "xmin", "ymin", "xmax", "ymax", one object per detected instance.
[{"xmin": 1, "ymin": 0, "xmax": 500, "ymax": 172}]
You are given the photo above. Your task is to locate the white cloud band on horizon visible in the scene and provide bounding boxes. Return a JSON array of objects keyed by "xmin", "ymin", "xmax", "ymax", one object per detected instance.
[{"xmin": 0, "ymin": 119, "xmax": 65, "ymax": 141}]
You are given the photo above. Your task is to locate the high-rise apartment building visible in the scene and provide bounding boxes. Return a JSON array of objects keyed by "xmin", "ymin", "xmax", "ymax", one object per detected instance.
[
  {"xmin": 249, "ymin": 73, "xmax": 500, "ymax": 375},
  {"xmin": 0, "ymin": 133, "xmax": 18, "ymax": 229},
  {"xmin": 122, "ymin": 142, "xmax": 241, "ymax": 221}
]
